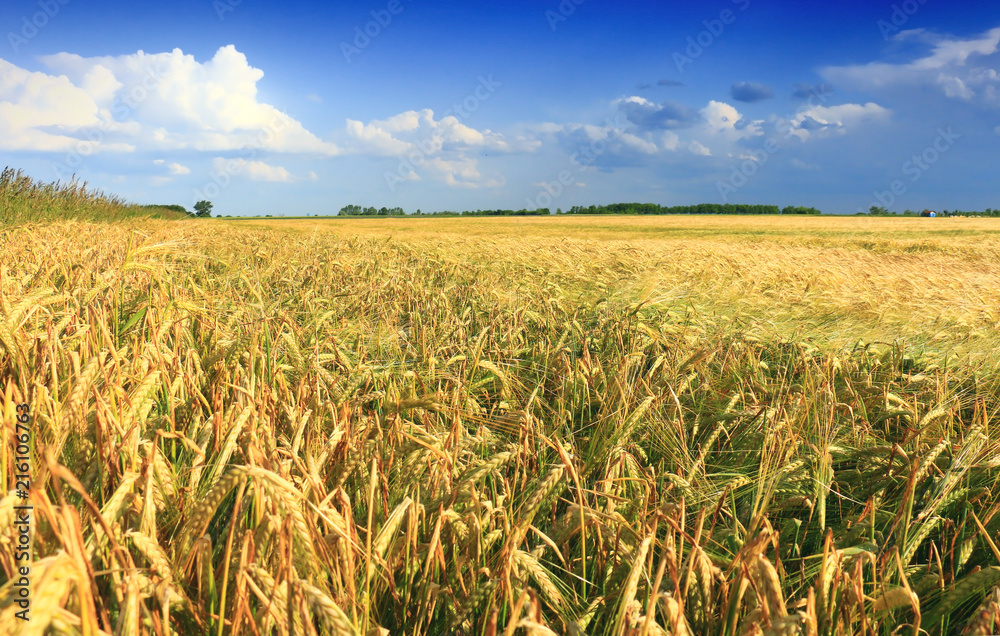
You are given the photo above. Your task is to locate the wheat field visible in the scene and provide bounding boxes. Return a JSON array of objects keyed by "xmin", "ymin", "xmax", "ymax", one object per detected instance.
[{"xmin": 1, "ymin": 214, "xmax": 999, "ymax": 635}]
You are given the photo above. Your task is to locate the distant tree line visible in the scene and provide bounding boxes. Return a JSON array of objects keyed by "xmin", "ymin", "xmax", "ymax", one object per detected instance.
[
  {"xmin": 339, "ymin": 205, "xmax": 552, "ymax": 217},
  {"xmin": 337, "ymin": 203, "xmax": 821, "ymax": 217},
  {"xmin": 780, "ymin": 206, "xmax": 824, "ymax": 215},
  {"xmin": 339, "ymin": 205, "xmax": 406, "ymax": 216},
  {"xmin": 866, "ymin": 206, "xmax": 1000, "ymax": 217},
  {"xmin": 450, "ymin": 208, "xmax": 550, "ymax": 216},
  {"xmin": 140, "ymin": 202, "xmax": 1000, "ymax": 219},
  {"xmin": 564, "ymin": 203, "xmax": 821, "ymax": 215}
]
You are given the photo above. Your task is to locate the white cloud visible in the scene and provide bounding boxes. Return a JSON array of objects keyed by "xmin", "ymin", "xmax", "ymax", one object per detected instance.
[
  {"xmin": 787, "ymin": 102, "xmax": 890, "ymax": 140},
  {"xmin": 0, "ymin": 46, "xmax": 340, "ymax": 155},
  {"xmin": 342, "ymin": 108, "xmax": 521, "ymax": 188},
  {"xmin": 213, "ymin": 157, "xmax": 294, "ymax": 183},
  {"xmin": 822, "ymin": 27, "xmax": 1000, "ymax": 105},
  {"xmin": 152, "ymin": 159, "xmax": 190, "ymax": 177},
  {"xmin": 701, "ymin": 101, "xmax": 741, "ymax": 131},
  {"xmin": 660, "ymin": 131, "xmax": 680, "ymax": 151},
  {"xmin": 620, "ymin": 133, "xmax": 658, "ymax": 154},
  {"xmin": 345, "ymin": 118, "xmax": 413, "ymax": 156},
  {"xmin": 689, "ymin": 141, "xmax": 712, "ymax": 156},
  {"xmin": 910, "ymin": 27, "xmax": 1000, "ymax": 69},
  {"xmin": 343, "ymin": 108, "xmax": 519, "ymax": 157},
  {"xmin": 543, "ymin": 118, "xmax": 657, "ymax": 169},
  {"xmin": 624, "ymin": 100, "xmax": 761, "ymax": 160},
  {"xmin": 424, "ymin": 157, "xmax": 504, "ymax": 189},
  {"xmin": 0, "ymin": 58, "xmax": 104, "ymax": 151},
  {"xmin": 698, "ymin": 100, "xmax": 763, "ymax": 142},
  {"xmin": 614, "ymin": 95, "xmax": 699, "ymax": 131}
]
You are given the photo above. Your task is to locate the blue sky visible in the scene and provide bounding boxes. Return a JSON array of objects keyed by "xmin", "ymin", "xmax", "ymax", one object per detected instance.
[{"xmin": 2, "ymin": 0, "xmax": 999, "ymax": 215}]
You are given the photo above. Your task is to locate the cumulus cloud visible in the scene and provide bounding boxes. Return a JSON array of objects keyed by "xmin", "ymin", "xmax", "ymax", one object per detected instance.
[
  {"xmin": 345, "ymin": 118, "xmax": 413, "ymax": 156},
  {"xmin": 0, "ymin": 46, "xmax": 339, "ymax": 155},
  {"xmin": 344, "ymin": 108, "xmax": 528, "ymax": 157},
  {"xmin": 153, "ymin": 159, "xmax": 190, "ymax": 176},
  {"xmin": 343, "ymin": 107, "xmax": 525, "ymax": 189},
  {"xmin": 615, "ymin": 96, "xmax": 699, "ymax": 131},
  {"xmin": 579, "ymin": 93, "xmax": 886, "ymax": 171},
  {"xmin": 787, "ymin": 102, "xmax": 891, "ymax": 140},
  {"xmin": 539, "ymin": 92, "xmax": 887, "ymax": 178},
  {"xmin": 542, "ymin": 115, "xmax": 665, "ymax": 168},
  {"xmin": 213, "ymin": 157, "xmax": 294, "ymax": 182},
  {"xmin": 424, "ymin": 157, "xmax": 504, "ymax": 189},
  {"xmin": 730, "ymin": 82, "xmax": 775, "ymax": 103},
  {"xmin": 696, "ymin": 101, "xmax": 763, "ymax": 149},
  {"xmin": 0, "ymin": 58, "xmax": 107, "ymax": 152},
  {"xmin": 539, "ymin": 98, "xmax": 768, "ymax": 167},
  {"xmin": 701, "ymin": 101, "xmax": 757, "ymax": 135},
  {"xmin": 822, "ymin": 27, "xmax": 1000, "ymax": 105},
  {"xmin": 620, "ymin": 133, "xmax": 659, "ymax": 154},
  {"xmin": 689, "ymin": 141, "xmax": 712, "ymax": 156}
]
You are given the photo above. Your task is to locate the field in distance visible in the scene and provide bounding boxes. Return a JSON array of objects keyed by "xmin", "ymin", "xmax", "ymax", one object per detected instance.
[
  {"xmin": 240, "ymin": 214, "xmax": 1000, "ymax": 357},
  {"xmin": 1, "ymin": 214, "xmax": 999, "ymax": 634}
]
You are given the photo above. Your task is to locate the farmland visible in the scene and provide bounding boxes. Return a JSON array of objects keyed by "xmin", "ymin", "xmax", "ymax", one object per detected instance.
[{"xmin": 1, "ymin": 213, "xmax": 999, "ymax": 634}]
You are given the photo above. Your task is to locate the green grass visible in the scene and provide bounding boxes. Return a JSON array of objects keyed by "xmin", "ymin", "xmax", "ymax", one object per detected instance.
[{"xmin": 0, "ymin": 167, "xmax": 189, "ymax": 224}]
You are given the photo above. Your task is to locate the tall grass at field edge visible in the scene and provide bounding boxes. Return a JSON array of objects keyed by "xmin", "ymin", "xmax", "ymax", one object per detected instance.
[{"xmin": 0, "ymin": 167, "xmax": 189, "ymax": 224}]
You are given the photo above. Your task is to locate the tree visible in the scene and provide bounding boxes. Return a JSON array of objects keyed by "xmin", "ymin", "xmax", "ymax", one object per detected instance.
[{"xmin": 193, "ymin": 200, "xmax": 213, "ymax": 217}]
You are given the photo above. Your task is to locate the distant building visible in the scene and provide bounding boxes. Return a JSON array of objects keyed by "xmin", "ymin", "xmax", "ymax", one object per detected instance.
[{"xmin": 920, "ymin": 210, "xmax": 937, "ymax": 217}]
